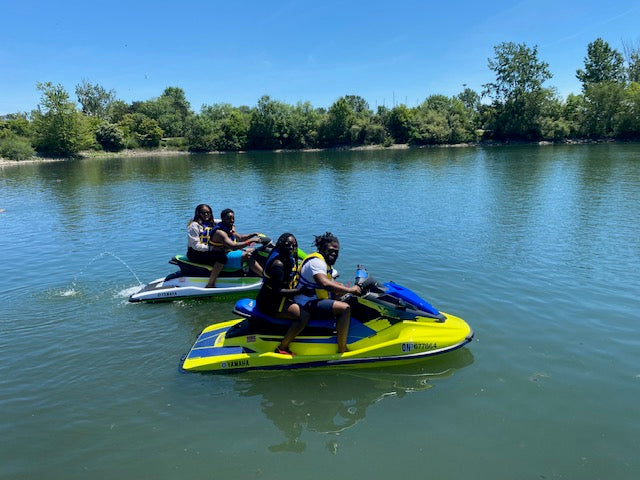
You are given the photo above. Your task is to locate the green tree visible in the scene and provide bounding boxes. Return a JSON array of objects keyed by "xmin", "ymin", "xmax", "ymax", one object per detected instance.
[
  {"xmin": 0, "ymin": 131, "xmax": 35, "ymax": 160},
  {"xmin": 216, "ymin": 108, "xmax": 250, "ymax": 151},
  {"xmin": 185, "ymin": 114, "xmax": 218, "ymax": 152},
  {"xmin": 75, "ymin": 80, "xmax": 116, "ymax": 119},
  {"xmin": 616, "ymin": 82, "xmax": 640, "ymax": 138},
  {"xmin": 193, "ymin": 103, "xmax": 250, "ymax": 151},
  {"xmin": 562, "ymin": 94, "xmax": 587, "ymax": 137},
  {"xmin": 134, "ymin": 87, "xmax": 192, "ymax": 137},
  {"xmin": 317, "ymin": 95, "xmax": 378, "ymax": 147},
  {"xmin": 386, "ymin": 105, "xmax": 413, "ymax": 143},
  {"xmin": 537, "ymin": 90, "xmax": 570, "ymax": 141},
  {"xmin": 457, "ymin": 87, "xmax": 481, "ymax": 112},
  {"xmin": 483, "ymin": 42, "xmax": 553, "ymax": 140},
  {"xmin": 576, "ymin": 38, "xmax": 626, "ymax": 88},
  {"xmin": 408, "ymin": 95, "xmax": 477, "ymax": 144},
  {"xmin": 0, "ymin": 113, "xmax": 32, "ymax": 138},
  {"xmin": 484, "ymin": 43, "xmax": 551, "ymax": 102},
  {"xmin": 409, "ymin": 109, "xmax": 450, "ymax": 145},
  {"xmin": 583, "ymin": 82, "xmax": 626, "ymax": 137},
  {"xmin": 1, "ymin": 113, "xmax": 36, "ymax": 160},
  {"xmin": 247, "ymin": 96, "xmax": 293, "ymax": 149},
  {"xmin": 343, "ymin": 95, "xmax": 371, "ymax": 115},
  {"xmin": 447, "ymin": 97, "xmax": 478, "ymax": 143},
  {"xmin": 320, "ymin": 97, "xmax": 358, "ymax": 146},
  {"xmin": 575, "ymin": 39, "xmax": 628, "ymax": 138},
  {"xmin": 157, "ymin": 86, "xmax": 192, "ymax": 137},
  {"xmin": 627, "ymin": 52, "xmax": 640, "ymax": 83},
  {"xmin": 457, "ymin": 87, "xmax": 482, "ymax": 132},
  {"xmin": 376, "ymin": 105, "xmax": 391, "ymax": 128},
  {"xmin": 622, "ymin": 40, "xmax": 640, "ymax": 83},
  {"xmin": 95, "ymin": 123, "xmax": 126, "ymax": 151},
  {"xmin": 288, "ymin": 101, "xmax": 321, "ymax": 149},
  {"xmin": 118, "ymin": 113, "xmax": 163, "ymax": 147},
  {"xmin": 107, "ymin": 100, "xmax": 131, "ymax": 124},
  {"xmin": 476, "ymin": 104, "xmax": 497, "ymax": 138},
  {"xmin": 32, "ymin": 82, "xmax": 91, "ymax": 156},
  {"xmin": 349, "ymin": 117, "xmax": 387, "ymax": 145}
]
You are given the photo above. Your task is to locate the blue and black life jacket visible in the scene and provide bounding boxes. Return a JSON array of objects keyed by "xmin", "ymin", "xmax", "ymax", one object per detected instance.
[
  {"xmin": 209, "ymin": 222, "xmax": 236, "ymax": 251},
  {"xmin": 261, "ymin": 248, "xmax": 298, "ymax": 312}
]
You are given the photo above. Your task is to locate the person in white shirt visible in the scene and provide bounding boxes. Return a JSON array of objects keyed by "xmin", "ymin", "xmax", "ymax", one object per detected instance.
[
  {"xmin": 294, "ymin": 232, "xmax": 361, "ymax": 353},
  {"xmin": 186, "ymin": 204, "xmax": 216, "ymax": 262}
]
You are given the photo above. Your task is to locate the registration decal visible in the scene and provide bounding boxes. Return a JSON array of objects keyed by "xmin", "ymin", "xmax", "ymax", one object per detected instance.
[{"xmin": 401, "ymin": 342, "xmax": 437, "ymax": 352}]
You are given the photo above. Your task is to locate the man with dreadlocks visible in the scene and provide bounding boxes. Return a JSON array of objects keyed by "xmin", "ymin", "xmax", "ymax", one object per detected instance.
[{"xmin": 294, "ymin": 232, "xmax": 362, "ymax": 353}]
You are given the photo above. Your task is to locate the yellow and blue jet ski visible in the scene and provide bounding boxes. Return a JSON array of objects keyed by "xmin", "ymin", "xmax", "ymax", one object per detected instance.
[{"xmin": 182, "ymin": 267, "xmax": 473, "ymax": 372}]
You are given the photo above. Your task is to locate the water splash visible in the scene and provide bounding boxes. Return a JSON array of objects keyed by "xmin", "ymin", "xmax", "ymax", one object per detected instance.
[
  {"xmin": 60, "ymin": 288, "xmax": 80, "ymax": 297},
  {"xmin": 54, "ymin": 251, "xmax": 144, "ymax": 299},
  {"xmin": 71, "ymin": 251, "xmax": 144, "ymax": 287},
  {"xmin": 117, "ymin": 285, "xmax": 142, "ymax": 298}
]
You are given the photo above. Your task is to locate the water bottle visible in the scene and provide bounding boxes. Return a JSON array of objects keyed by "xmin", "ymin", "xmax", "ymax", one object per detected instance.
[{"xmin": 355, "ymin": 264, "xmax": 368, "ymax": 284}]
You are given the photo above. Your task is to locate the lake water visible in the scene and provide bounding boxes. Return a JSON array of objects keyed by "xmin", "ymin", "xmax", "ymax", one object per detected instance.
[{"xmin": 1, "ymin": 144, "xmax": 639, "ymax": 479}]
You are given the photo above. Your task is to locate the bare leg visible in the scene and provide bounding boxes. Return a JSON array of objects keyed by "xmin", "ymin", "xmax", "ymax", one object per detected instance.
[
  {"xmin": 206, "ymin": 262, "xmax": 225, "ymax": 288},
  {"xmin": 243, "ymin": 250, "xmax": 264, "ymax": 276},
  {"xmin": 277, "ymin": 303, "xmax": 309, "ymax": 352},
  {"xmin": 333, "ymin": 301, "xmax": 351, "ymax": 353}
]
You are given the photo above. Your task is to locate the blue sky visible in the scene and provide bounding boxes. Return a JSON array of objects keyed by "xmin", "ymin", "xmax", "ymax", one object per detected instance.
[{"xmin": 1, "ymin": 0, "xmax": 638, "ymax": 114}]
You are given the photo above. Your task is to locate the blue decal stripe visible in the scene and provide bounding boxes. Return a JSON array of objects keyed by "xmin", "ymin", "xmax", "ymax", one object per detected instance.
[
  {"xmin": 259, "ymin": 335, "xmax": 370, "ymax": 345},
  {"xmin": 192, "ymin": 327, "xmax": 229, "ymax": 348},
  {"xmin": 187, "ymin": 346, "xmax": 244, "ymax": 359},
  {"xmin": 193, "ymin": 334, "xmax": 220, "ymax": 348},
  {"xmin": 259, "ymin": 336, "xmax": 337, "ymax": 345}
]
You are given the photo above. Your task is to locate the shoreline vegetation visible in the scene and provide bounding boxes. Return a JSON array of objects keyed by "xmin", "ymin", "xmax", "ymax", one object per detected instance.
[
  {"xmin": 2, "ymin": 39, "xmax": 639, "ymax": 163},
  {"xmin": 1, "ymin": 138, "xmax": 629, "ymax": 167}
]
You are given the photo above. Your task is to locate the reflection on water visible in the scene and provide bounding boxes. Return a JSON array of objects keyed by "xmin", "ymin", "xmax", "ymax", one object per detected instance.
[{"xmin": 234, "ymin": 348, "xmax": 474, "ymax": 453}]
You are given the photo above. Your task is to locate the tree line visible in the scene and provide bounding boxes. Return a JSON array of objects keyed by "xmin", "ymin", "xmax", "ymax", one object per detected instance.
[{"xmin": 1, "ymin": 38, "xmax": 640, "ymax": 160}]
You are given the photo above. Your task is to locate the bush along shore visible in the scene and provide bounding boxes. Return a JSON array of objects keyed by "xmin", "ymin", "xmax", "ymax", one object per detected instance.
[
  {"xmin": 2, "ymin": 39, "xmax": 640, "ymax": 162},
  {"xmin": 4, "ymin": 138, "xmax": 634, "ymax": 166}
]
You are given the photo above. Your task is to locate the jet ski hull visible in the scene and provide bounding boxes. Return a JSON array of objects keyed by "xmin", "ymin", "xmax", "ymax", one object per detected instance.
[
  {"xmin": 129, "ymin": 241, "xmax": 287, "ymax": 303},
  {"xmin": 182, "ymin": 311, "xmax": 473, "ymax": 372},
  {"xmin": 129, "ymin": 274, "xmax": 262, "ymax": 303}
]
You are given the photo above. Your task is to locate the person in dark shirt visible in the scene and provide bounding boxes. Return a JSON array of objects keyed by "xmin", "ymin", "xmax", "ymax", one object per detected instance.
[
  {"xmin": 206, "ymin": 208, "xmax": 263, "ymax": 287},
  {"xmin": 255, "ymin": 232, "xmax": 308, "ymax": 355}
]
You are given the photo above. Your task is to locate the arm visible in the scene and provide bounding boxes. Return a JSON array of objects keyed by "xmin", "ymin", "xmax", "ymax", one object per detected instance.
[
  {"xmin": 235, "ymin": 231, "xmax": 262, "ymax": 243},
  {"xmin": 313, "ymin": 272, "xmax": 361, "ymax": 296},
  {"xmin": 213, "ymin": 230, "xmax": 253, "ymax": 251}
]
